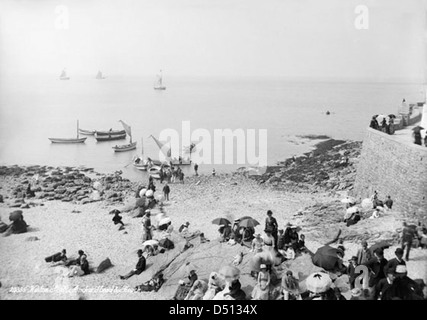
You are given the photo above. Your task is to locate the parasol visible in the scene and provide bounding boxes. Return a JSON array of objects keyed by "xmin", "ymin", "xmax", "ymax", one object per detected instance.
[
  {"xmin": 142, "ymin": 239, "xmax": 159, "ymax": 249},
  {"xmin": 412, "ymin": 125, "xmax": 424, "ymax": 133},
  {"xmin": 369, "ymin": 241, "xmax": 391, "ymax": 255},
  {"xmin": 158, "ymin": 217, "xmax": 171, "ymax": 226},
  {"xmin": 312, "ymin": 245, "xmax": 343, "ymax": 271},
  {"xmin": 305, "ymin": 272, "xmax": 333, "ymax": 293},
  {"xmin": 139, "ymin": 188, "xmax": 147, "ymax": 198},
  {"xmin": 239, "ymin": 218, "xmax": 260, "ymax": 228},
  {"xmin": 212, "ymin": 217, "xmax": 231, "ymax": 226},
  {"xmin": 218, "ymin": 265, "xmax": 241, "ymax": 282},
  {"xmin": 145, "ymin": 190, "xmax": 154, "ymax": 197}
]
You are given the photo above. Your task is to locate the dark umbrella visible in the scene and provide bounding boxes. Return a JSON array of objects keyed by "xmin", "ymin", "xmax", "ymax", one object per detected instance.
[
  {"xmin": 412, "ymin": 126, "xmax": 424, "ymax": 133},
  {"xmin": 388, "ymin": 114, "xmax": 396, "ymax": 119},
  {"xmin": 239, "ymin": 216, "xmax": 253, "ymax": 221},
  {"xmin": 239, "ymin": 218, "xmax": 260, "ymax": 228},
  {"xmin": 211, "ymin": 217, "xmax": 231, "ymax": 226},
  {"xmin": 369, "ymin": 241, "xmax": 391, "ymax": 255},
  {"xmin": 312, "ymin": 245, "xmax": 342, "ymax": 271}
]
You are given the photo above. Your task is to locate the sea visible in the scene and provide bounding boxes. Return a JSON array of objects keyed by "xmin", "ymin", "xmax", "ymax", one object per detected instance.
[{"xmin": 0, "ymin": 75, "xmax": 423, "ymax": 182}]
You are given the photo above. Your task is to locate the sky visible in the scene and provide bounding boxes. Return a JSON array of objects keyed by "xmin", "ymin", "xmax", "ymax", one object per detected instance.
[{"xmin": 0, "ymin": 0, "xmax": 426, "ymax": 81}]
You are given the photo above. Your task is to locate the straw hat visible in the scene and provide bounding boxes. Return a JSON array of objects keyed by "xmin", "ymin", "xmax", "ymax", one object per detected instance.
[{"xmin": 260, "ymin": 264, "xmax": 267, "ymax": 269}]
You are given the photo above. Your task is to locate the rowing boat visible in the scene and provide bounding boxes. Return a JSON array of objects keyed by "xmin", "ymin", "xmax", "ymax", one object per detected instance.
[
  {"xmin": 49, "ymin": 137, "xmax": 87, "ymax": 143},
  {"xmin": 95, "ymin": 132, "xmax": 126, "ymax": 142},
  {"xmin": 113, "ymin": 141, "xmax": 137, "ymax": 152},
  {"xmin": 95, "ymin": 129, "xmax": 126, "ymax": 136}
]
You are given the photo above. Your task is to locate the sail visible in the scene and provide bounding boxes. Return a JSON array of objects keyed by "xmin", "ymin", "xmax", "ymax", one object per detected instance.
[
  {"xmin": 60, "ymin": 70, "xmax": 66, "ymax": 78},
  {"xmin": 96, "ymin": 71, "xmax": 102, "ymax": 79},
  {"xmin": 150, "ymin": 135, "xmax": 172, "ymax": 157},
  {"xmin": 119, "ymin": 120, "xmax": 132, "ymax": 137}
]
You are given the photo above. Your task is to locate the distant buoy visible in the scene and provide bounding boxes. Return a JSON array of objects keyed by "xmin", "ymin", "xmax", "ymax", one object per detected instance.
[{"xmin": 326, "ymin": 111, "xmax": 330, "ymax": 115}]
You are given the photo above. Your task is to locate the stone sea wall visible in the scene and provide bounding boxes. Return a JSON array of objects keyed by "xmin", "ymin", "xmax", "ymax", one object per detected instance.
[{"xmin": 352, "ymin": 128, "xmax": 427, "ymax": 220}]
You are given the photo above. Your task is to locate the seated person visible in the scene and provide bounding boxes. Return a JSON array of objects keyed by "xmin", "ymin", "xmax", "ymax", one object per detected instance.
[
  {"xmin": 68, "ymin": 254, "xmax": 90, "ymax": 277},
  {"xmin": 45, "ymin": 249, "xmax": 67, "ymax": 264},
  {"xmin": 200, "ymin": 233, "xmax": 210, "ymax": 243},
  {"xmin": 297, "ymin": 234, "xmax": 307, "ymax": 253},
  {"xmin": 120, "ymin": 249, "xmax": 146, "ymax": 280},
  {"xmin": 112, "ymin": 211, "xmax": 124, "ymax": 227},
  {"xmin": 135, "ymin": 273, "xmax": 165, "ymax": 292}
]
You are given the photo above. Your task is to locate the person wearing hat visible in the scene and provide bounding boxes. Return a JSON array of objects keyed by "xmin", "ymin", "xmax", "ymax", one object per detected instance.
[
  {"xmin": 263, "ymin": 228, "xmax": 275, "ymax": 247},
  {"xmin": 120, "ymin": 249, "xmax": 146, "ymax": 280},
  {"xmin": 384, "ymin": 248, "xmax": 406, "ymax": 275},
  {"xmin": 162, "ymin": 183, "xmax": 171, "ymax": 201},
  {"xmin": 373, "ymin": 268, "xmax": 395, "ymax": 300},
  {"xmin": 356, "ymin": 240, "xmax": 372, "ymax": 265},
  {"xmin": 347, "ymin": 256, "xmax": 359, "ymax": 289},
  {"xmin": 265, "ymin": 210, "xmax": 278, "ymax": 249},
  {"xmin": 283, "ymin": 222, "xmax": 293, "ymax": 246},
  {"xmin": 112, "ymin": 210, "xmax": 124, "ymax": 227},
  {"xmin": 179, "ymin": 221, "xmax": 190, "ymax": 233},
  {"xmin": 281, "ymin": 270, "xmax": 301, "ymax": 300},
  {"xmin": 251, "ymin": 233, "xmax": 264, "ymax": 253},
  {"xmin": 231, "ymin": 219, "xmax": 242, "ymax": 243},
  {"xmin": 391, "ymin": 265, "xmax": 424, "ymax": 300},
  {"xmin": 364, "ymin": 248, "xmax": 388, "ymax": 289}
]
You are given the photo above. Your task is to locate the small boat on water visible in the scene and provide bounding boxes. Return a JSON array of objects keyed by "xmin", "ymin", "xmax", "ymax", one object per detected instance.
[
  {"xmin": 153, "ymin": 70, "xmax": 166, "ymax": 90},
  {"xmin": 49, "ymin": 120, "xmax": 86, "ymax": 143},
  {"xmin": 95, "ymin": 129, "xmax": 126, "ymax": 136},
  {"xmin": 60, "ymin": 69, "xmax": 70, "ymax": 80},
  {"xmin": 78, "ymin": 128, "xmax": 95, "ymax": 135},
  {"xmin": 112, "ymin": 120, "xmax": 137, "ymax": 152},
  {"xmin": 96, "ymin": 70, "xmax": 106, "ymax": 80},
  {"xmin": 95, "ymin": 132, "xmax": 126, "ymax": 142}
]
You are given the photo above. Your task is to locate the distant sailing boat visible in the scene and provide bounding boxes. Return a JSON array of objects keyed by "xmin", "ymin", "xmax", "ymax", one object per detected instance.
[
  {"xmin": 112, "ymin": 120, "xmax": 137, "ymax": 152},
  {"xmin": 60, "ymin": 69, "xmax": 70, "ymax": 80},
  {"xmin": 154, "ymin": 70, "xmax": 166, "ymax": 90},
  {"xmin": 96, "ymin": 70, "xmax": 106, "ymax": 80}
]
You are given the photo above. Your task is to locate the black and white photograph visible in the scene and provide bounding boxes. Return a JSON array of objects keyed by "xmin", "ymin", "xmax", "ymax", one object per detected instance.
[{"xmin": 0, "ymin": 0, "xmax": 426, "ymax": 304}]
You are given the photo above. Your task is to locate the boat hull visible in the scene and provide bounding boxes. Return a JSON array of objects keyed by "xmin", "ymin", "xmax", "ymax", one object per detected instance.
[
  {"xmin": 95, "ymin": 133, "xmax": 127, "ymax": 142},
  {"xmin": 170, "ymin": 159, "xmax": 191, "ymax": 166},
  {"xmin": 154, "ymin": 87, "xmax": 166, "ymax": 90},
  {"xmin": 60, "ymin": 77, "xmax": 70, "ymax": 80},
  {"xmin": 112, "ymin": 141, "xmax": 137, "ymax": 152},
  {"xmin": 95, "ymin": 129, "xmax": 126, "ymax": 136},
  {"xmin": 49, "ymin": 137, "xmax": 87, "ymax": 143}
]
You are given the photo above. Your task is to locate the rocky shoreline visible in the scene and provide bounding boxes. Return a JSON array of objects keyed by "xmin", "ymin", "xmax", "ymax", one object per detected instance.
[{"xmin": 247, "ymin": 138, "xmax": 362, "ymax": 194}]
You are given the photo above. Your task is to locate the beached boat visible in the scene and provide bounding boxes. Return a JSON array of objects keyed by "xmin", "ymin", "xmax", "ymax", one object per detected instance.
[
  {"xmin": 149, "ymin": 135, "xmax": 191, "ymax": 165},
  {"xmin": 78, "ymin": 128, "xmax": 95, "ymax": 135},
  {"xmin": 94, "ymin": 129, "xmax": 126, "ymax": 136},
  {"xmin": 96, "ymin": 70, "xmax": 106, "ymax": 80},
  {"xmin": 95, "ymin": 132, "xmax": 126, "ymax": 142},
  {"xmin": 148, "ymin": 166, "xmax": 162, "ymax": 179},
  {"xmin": 59, "ymin": 69, "xmax": 70, "ymax": 80},
  {"xmin": 49, "ymin": 120, "xmax": 86, "ymax": 143},
  {"xmin": 112, "ymin": 120, "xmax": 137, "ymax": 152},
  {"xmin": 154, "ymin": 70, "xmax": 166, "ymax": 90}
]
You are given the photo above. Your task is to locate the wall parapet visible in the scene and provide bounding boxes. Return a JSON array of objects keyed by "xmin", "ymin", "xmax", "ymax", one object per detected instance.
[{"xmin": 352, "ymin": 128, "xmax": 427, "ymax": 221}]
